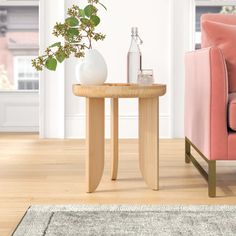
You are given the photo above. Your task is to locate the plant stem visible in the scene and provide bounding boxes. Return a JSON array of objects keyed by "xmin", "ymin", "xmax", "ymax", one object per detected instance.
[
  {"xmin": 71, "ymin": 43, "xmax": 90, "ymax": 49},
  {"xmin": 89, "ymin": 38, "xmax": 92, "ymax": 49}
]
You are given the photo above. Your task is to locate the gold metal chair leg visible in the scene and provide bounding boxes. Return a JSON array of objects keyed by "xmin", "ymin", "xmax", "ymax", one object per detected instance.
[
  {"xmin": 208, "ymin": 161, "xmax": 216, "ymax": 198},
  {"xmin": 185, "ymin": 138, "xmax": 191, "ymax": 164},
  {"xmin": 185, "ymin": 137, "xmax": 216, "ymax": 198}
]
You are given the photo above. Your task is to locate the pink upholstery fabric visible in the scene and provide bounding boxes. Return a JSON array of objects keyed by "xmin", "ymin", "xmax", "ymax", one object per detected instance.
[
  {"xmin": 201, "ymin": 20, "xmax": 236, "ymax": 93},
  {"xmin": 201, "ymin": 14, "xmax": 236, "ymax": 47},
  {"xmin": 228, "ymin": 93, "xmax": 236, "ymax": 131},
  {"xmin": 185, "ymin": 14, "xmax": 236, "ymax": 160},
  {"xmin": 185, "ymin": 47, "xmax": 228, "ymax": 160},
  {"xmin": 228, "ymin": 133, "xmax": 236, "ymax": 160}
]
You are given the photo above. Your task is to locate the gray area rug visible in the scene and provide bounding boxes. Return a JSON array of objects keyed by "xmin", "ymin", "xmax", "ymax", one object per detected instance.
[{"xmin": 13, "ymin": 205, "xmax": 236, "ymax": 236}]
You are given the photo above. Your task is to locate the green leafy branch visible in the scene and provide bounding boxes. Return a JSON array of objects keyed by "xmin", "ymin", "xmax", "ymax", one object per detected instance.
[{"xmin": 32, "ymin": 0, "xmax": 106, "ymax": 71}]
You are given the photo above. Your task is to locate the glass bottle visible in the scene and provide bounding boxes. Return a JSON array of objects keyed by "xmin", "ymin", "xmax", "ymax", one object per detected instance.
[{"xmin": 127, "ymin": 27, "xmax": 142, "ymax": 84}]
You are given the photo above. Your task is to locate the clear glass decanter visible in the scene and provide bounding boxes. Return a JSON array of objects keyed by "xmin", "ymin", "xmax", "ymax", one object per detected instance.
[{"xmin": 127, "ymin": 27, "xmax": 143, "ymax": 84}]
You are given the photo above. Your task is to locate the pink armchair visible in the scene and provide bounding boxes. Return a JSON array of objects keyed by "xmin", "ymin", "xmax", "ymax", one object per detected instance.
[{"xmin": 185, "ymin": 14, "xmax": 236, "ymax": 197}]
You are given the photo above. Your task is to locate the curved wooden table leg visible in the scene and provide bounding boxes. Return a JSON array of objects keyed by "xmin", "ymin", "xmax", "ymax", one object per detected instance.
[
  {"xmin": 111, "ymin": 98, "xmax": 119, "ymax": 180},
  {"xmin": 139, "ymin": 97, "xmax": 159, "ymax": 190},
  {"xmin": 86, "ymin": 98, "xmax": 105, "ymax": 193}
]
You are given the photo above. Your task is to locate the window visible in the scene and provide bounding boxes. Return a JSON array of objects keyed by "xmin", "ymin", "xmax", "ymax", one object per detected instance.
[
  {"xmin": 0, "ymin": 5, "xmax": 39, "ymax": 91},
  {"xmin": 195, "ymin": 1, "xmax": 236, "ymax": 49},
  {"xmin": 14, "ymin": 56, "xmax": 39, "ymax": 90}
]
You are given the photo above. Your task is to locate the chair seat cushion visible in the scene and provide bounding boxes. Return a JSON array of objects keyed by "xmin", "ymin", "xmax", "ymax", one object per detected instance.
[{"xmin": 229, "ymin": 93, "xmax": 236, "ymax": 131}]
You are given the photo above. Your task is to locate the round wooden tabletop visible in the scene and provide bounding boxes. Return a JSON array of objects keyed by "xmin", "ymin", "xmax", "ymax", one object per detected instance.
[{"xmin": 73, "ymin": 83, "xmax": 166, "ymax": 98}]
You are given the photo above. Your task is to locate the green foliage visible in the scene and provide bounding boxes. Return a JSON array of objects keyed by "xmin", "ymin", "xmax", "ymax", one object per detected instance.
[
  {"xmin": 45, "ymin": 57, "xmax": 57, "ymax": 71},
  {"xmin": 68, "ymin": 28, "xmax": 79, "ymax": 37},
  {"xmin": 56, "ymin": 51, "xmax": 66, "ymax": 63},
  {"xmin": 84, "ymin": 5, "xmax": 97, "ymax": 17},
  {"xmin": 32, "ymin": 0, "xmax": 106, "ymax": 71},
  {"xmin": 66, "ymin": 17, "xmax": 79, "ymax": 27},
  {"xmin": 90, "ymin": 15, "xmax": 100, "ymax": 26},
  {"xmin": 49, "ymin": 42, "xmax": 61, "ymax": 48}
]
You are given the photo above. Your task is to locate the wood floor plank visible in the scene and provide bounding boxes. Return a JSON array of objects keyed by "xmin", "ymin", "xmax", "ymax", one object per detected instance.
[{"xmin": 1, "ymin": 134, "xmax": 236, "ymax": 235}]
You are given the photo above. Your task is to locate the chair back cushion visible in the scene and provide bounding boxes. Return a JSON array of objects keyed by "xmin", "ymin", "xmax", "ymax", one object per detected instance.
[
  {"xmin": 201, "ymin": 14, "xmax": 236, "ymax": 93},
  {"xmin": 201, "ymin": 14, "xmax": 236, "ymax": 45}
]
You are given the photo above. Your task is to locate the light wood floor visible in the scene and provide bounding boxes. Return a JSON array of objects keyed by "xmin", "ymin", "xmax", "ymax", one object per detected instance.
[{"xmin": 1, "ymin": 134, "xmax": 236, "ymax": 235}]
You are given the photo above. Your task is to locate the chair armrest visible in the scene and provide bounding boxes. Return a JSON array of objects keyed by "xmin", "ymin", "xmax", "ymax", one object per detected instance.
[{"xmin": 185, "ymin": 47, "xmax": 228, "ymax": 160}]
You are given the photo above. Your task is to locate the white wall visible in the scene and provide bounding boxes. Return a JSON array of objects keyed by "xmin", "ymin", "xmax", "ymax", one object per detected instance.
[
  {"xmin": 39, "ymin": 0, "xmax": 65, "ymax": 138},
  {"xmin": 65, "ymin": 0, "xmax": 172, "ymax": 138},
  {"xmin": 171, "ymin": 0, "xmax": 195, "ymax": 138}
]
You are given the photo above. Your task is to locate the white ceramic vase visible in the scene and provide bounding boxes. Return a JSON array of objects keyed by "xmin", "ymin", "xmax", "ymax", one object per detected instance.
[{"xmin": 76, "ymin": 49, "xmax": 107, "ymax": 85}]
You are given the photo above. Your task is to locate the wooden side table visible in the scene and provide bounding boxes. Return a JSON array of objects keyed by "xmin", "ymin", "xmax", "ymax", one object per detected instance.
[{"xmin": 73, "ymin": 83, "xmax": 166, "ymax": 193}]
